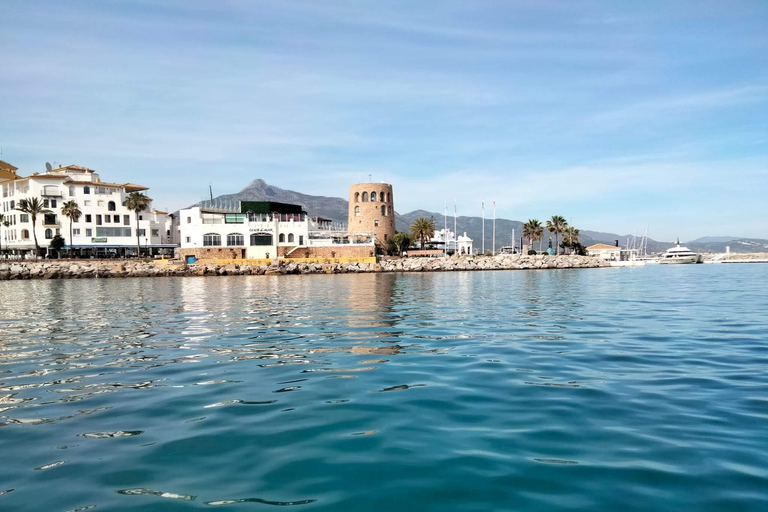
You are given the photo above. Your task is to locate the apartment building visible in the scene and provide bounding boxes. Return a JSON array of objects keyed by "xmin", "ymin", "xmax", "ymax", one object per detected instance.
[{"xmin": 1, "ymin": 164, "xmax": 175, "ymax": 258}]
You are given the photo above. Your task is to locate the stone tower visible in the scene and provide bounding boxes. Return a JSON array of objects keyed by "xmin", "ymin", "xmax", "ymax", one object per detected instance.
[{"xmin": 348, "ymin": 182, "xmax": 396, "ymax": 251}]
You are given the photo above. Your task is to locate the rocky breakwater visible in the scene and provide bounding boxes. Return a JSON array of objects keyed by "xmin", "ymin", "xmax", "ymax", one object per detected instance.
[
  {"xmin": 0, "ymin": 254, "xmax": 607, "ymax": 281},
  {"xmin": 380, "ymin": 253, "xmax": 608, "ymax": 272}
]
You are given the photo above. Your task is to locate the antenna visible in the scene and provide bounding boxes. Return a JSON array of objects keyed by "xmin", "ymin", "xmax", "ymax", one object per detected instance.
[
  {"xmin": 45, "ymin": 162, "xmax": 53, "ymax": 171},
  {"xmin": 209, "ymin": 184, "xmax": 213, "ymax": 202},
  {"xmin": 368, "ymin": 173, "xmax": 372, "ymax": 182}
]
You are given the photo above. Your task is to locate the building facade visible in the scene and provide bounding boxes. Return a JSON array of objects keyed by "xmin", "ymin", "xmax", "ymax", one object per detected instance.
[
  {"xmin": 347, "ymin": 182, "xmax": 395, "ymax": 252},
  {"xmin": 1, "ymin": 164, "xmax": 175, "ymax": 258},
  {"xmin": 178, "ymin": 200, "xmax": 375, "ymax": 261},
  {"xmin": 586, "ymin": 243, "xmax": 621, "ymax": 260}
]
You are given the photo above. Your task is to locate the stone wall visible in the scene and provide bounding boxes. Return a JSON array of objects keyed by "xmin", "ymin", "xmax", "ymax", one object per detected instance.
[
  {"xmin": 277, "ymin": 245, "xmax": 376, "ymax": 259},
  {"xmin": 179, "ymin": 247, "xmax": 248, "ymax": 260},
  {"xmin": 0, "ymin": 254, "xmax": 608, "ymax": 280}
]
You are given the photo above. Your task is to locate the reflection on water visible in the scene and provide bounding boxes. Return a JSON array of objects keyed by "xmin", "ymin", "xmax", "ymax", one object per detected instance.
[{"xmin": 1, "ymin": 266, "xmax": 768, "ymax": 511}]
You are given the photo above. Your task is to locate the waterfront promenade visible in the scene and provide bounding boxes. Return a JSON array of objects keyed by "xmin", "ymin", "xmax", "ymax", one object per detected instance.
[{"xmin": 0, "ymin": 254, "xmax": 607, "ymax": 280}]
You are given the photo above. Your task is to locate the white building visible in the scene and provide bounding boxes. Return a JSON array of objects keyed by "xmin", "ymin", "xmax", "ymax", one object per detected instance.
[
  {"xmin": 431, "ymin": 228, "xmax": 473, "ymax": 255},
  {"xmin": 586, "ymin": 243, "xmax": 621, "ymax": 261},
  {"xmin": 1, "ymin": 164, "xmax": 175, "ymax": 258},
  {"xmin": 178, "ymin": 201, "xmax": 374, "ymax": 261}
]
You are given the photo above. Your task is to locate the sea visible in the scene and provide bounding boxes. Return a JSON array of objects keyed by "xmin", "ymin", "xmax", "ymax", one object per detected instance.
[{"xmin": 1, "ymin": 264, "xmax": 767, "ymax": 511}]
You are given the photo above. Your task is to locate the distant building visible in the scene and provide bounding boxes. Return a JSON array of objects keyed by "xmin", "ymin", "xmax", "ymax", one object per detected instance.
[
  {"xmin": 431, "ymin": 228, "xmax": 473, "ymax": 255},
  {"xmin": 0, "ymin": 160, "xmax": 18, "ymax": 182},
  {"xmin": 1, "ymin": 164, "xmax": 174, "ymax": 258},
  {"xmin": 586, "ymin": 243, "xmax": 621, "ymax": 261},
  {"xmin": 178, "ymin": 200, "xmax": 375, "ymax": 261}
]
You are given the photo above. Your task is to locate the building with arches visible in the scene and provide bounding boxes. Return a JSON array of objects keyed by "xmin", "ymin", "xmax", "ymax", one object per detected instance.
[
  {"xmin": 348, "ymin": 182, "xmax": 395, "ymax": 252},
  {"xmin": 0, "ymin": 163, "xmax": 175, "ymax": 258}
]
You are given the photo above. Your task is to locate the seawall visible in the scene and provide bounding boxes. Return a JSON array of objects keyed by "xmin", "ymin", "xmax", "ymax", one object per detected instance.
[{"xmin": 0, "ymin": 254, "xmax": 609, "ymax": 281}]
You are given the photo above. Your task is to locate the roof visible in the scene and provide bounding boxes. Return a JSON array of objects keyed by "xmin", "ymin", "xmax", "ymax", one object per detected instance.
[
  {"xmin": 240, "ymin": 201, "xmax": 305, "ymax": 215},
  {"xmin": 0, "ymin": 160, "xmax": 18, "ymax": 172},
  {"xmin": 152, "ymin": 210, "xmax": 168, "ymax": 215},
  {"xmin": 50, "ymin": 165, "xmax": 95, "ymax": 173},
  {"xmin": 66, "ymin": 180, "xmax": 149, "ymax": 191},
  {"xmin": 12, "ymin": 174, "xmax": 69, "ymax": 182},
  {"xmin": 587, "ymin": 243, "xmax": 618, "ymax": 250}
]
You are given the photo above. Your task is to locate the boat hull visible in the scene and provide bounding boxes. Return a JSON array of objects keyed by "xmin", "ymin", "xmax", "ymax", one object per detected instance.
[{"xmin": 658, "ymin": 255, "xmax": 701, "ymax": 264}]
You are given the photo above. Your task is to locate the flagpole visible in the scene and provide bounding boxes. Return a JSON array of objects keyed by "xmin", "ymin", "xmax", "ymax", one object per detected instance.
[
  {"xmin": 444, "ymin": 201, "xmax": 447, "ymax": 257},
  {"xmin": 454, "ymin": 200, "xmax": 457, "ymax": 257},
  {"xmin": 492, "ymin": 199, "xmax": 496, "ymax": 256},
  {"xmin": 481, "ymin": 199, "xmax": 485, "ymax": 255}
]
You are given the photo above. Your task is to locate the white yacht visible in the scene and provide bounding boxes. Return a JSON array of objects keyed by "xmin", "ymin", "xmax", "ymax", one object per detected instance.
[{"xmin": 659, "ymin": 240, "xmax": 702, "ymax": 264}]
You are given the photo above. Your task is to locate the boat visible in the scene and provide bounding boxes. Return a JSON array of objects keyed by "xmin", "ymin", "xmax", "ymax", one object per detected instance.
[{"xmin": 658, "ymin": 240, "xmax": 702, "ymax": 264}]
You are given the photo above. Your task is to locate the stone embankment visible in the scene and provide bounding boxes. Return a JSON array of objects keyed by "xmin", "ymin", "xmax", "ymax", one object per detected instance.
[{"xmin": 0, "ymin": 254, "xmax": 608, "ymax": 281}]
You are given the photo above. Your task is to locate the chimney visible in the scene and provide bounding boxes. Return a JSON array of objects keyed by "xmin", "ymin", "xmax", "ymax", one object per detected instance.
[{"xmin": 615, "ymin": 240, "xmax": 619, "ymax": 247}]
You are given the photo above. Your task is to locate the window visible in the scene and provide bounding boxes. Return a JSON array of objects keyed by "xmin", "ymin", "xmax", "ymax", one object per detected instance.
[
  {"xmin": 152, "ymin": 229, "xmax": 159, "ymax": 237},
  {"xmin": 123, "ymin": 215, "xmax": 130, "ymax": 225},
  {"xmin": 227, "ymin": 233, "xmax": 244, "ymax": 246},
  {"xmin": 86, "ymin": 228, "xmax": 92, "ymax": 237},
  {"xmin": 21, "ymin": 229, "xmax": 29, "ymax": 239},
  {"xmin": 138, "ymin": 229, "xmax": 146, "ymax": 237},
  {"xmin": 384, "ymin": 234, "xmax": 388, "ymax": 241},
  {"xmin": 374, "ymin": 220, "xmax": 379, "ymax": 227},
  {"xmin": 83, "ymin": 186, "xmax": 90, "ymax": 194},
  {"xmin": 279, "ymin": 233, "xmax": 285, "ymax": 243},
  {"xmin": 45, "ymin": 228, "xmax": 53, "ymax": 239},
  {"xmin": 381, "ymin": 205, "xmax": 386, "ymax": 216},
  {"xmin": 44, "ymin": 214, "xmax": 57, "ymax": 225},
  {"xmin": 186, "ymin": 217, "xmax": 191, "ymax": 224},
  {"xmin": 362, "ymin": 192, "xmax": 368, "ymax": 202},
  {"xmin": 108, "ymin": 201, "xmax": 116, "ymax": 211},
  {"xmin": 43, "ymin": 199, "xmax": 49, "ymax": 208},
  {"xmin": 355, "ymin": 206, "xmax": 361, "ymax": 217},
  {"xmin": 69, "ymin": 186, "xmax": 75, "ymax": 196},
  {"xmin": 104, "ymin": 215, "xmax": 111, "ymax": 223},
  {"xmin": 96, "ymin": 227, "xmax": 132, "ymax": 237},
  {"xmin": 73, "ymin": 228, "xmax": 80, "ymax": 236},
  {"xmin": 113, "ymin": 215, "xmax": 119, "ymax": 223},
  {"xmin": 185, "ymin": 236, "xmax": 191, "ymax": 243},
  {"xmin": 371, "ymin": 191, "xmax": 377, "ymax": 202},
  {"xmin": 203, "ymin": 233, "xmax": 221, "ymax": 246},
  {"xmin": 354, "ymin": 192, "xmax": 360, "ymax": 202},
  {"xmin": 51, "ymin": 199, "xmax": 57, "ymax": 208},
  {"xmin": 299, "ymin": 235, "xmax": 304, "ymax": 245},
  {"xmin": 97, "ymin": 200, "xmax": 104, "ymax": 207},
  {"xmin": 287, "ymin": 233, "xmax": 294, "ymax": 243},
  {"xmin": 96, "ymin": 215, "xmax": 102, "ymax": 226},
  {"xmin": 20, "ymin": 214, "xmax": 29, "ymax": 223},
  {"xmin": 250, "ymin": 233, "xmax": 272, "ymax": 246},
  {"xmin": 225, "ymin": 214, "xmax": 246, "ymax": 224},
  {"xmin": 84, "ymin": 200, "xmax": 91, "ymax": 206},
  {"xmin": 85, "ymin": 214, "xmax": 92, "ymax": 223},
  {"xmin": 381, "ymin": 192, "xmax": 386, "ymax": 202}
]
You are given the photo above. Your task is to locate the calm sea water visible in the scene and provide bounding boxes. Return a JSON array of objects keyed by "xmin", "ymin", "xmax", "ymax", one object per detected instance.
[{"xmin": 1, "ymin": 265, "xmax": 768, "ymax": 511}]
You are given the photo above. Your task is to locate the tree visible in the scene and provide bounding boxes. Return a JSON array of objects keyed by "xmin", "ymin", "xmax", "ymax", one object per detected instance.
[
  {"xmin": 49, "ymin": 234, "xmax": 65, "ymax": 257},
  {"xmin": 562, "ymin": 226, "xmax": 580, "ymax": 254},
  {"xmin": 391, "ymin": 232, "xmax": 412, "ymax": 256},
  {"xmin": 409, "ymin": 217, "xmax": 435, "ymax": 250},
  {"xmin": 16, "ymin": 197, "xmax": 52, "ymax": 257},
  {"xmin": 523, "ymin": 219, "xmax": 543, "ymax": 251},
  {"xmin": 61, "ymin": 200, "xmax": 82, "ymax": 258},
  {"xmin": 546, "ymin": 215, "xmax": 568, "ymax": 255},
  {"xmin": 125, "ymin": 192, "xmax": 151, "ymax": 258}
]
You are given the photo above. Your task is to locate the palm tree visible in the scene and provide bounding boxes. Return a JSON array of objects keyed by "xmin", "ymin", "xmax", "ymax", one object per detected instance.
[
  {"xmin": 125, "ymin": 192, "xmax": 151, "ymax": 258},
  {"xmin": 61, "ymin": 200, "xmax": 82, "ymax": 258},
  {"xmin": 16, "ymin": 197, "xmax": 52, "ymax": 257},
  {"xmin": 562, "ymin": 226, "xmax": 580, "ymax": 254},
  {"xmin": 523, "ymin": 219, "xmax": 543, "ymax": 250},
  {"xmin": 392, "ymin": 232, "xmax": 412, "ymax": 256},
  {"xmin": 409, "ymin": 217, "xmax": 435, "ymax": 250},
  {"xmin": 546, "ymin": 215, "xmax": 568, "ymax": 255}
]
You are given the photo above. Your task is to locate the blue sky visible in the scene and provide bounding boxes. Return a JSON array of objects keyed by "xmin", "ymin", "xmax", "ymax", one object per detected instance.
[{"xmin": 1, "ymin": 0, "xmax": 766, "ymax": 241}]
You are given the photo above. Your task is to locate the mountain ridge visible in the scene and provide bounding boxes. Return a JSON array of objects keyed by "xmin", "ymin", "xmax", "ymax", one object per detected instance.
[{"xmin": 191, "ymin": 180, "xmax": 764, "ymax": 254}]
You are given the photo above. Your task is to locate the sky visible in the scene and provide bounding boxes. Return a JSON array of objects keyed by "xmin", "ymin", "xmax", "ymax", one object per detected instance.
[{"xmin": 1, "ymin": 0, "xmax": 766, "ymax": 241}]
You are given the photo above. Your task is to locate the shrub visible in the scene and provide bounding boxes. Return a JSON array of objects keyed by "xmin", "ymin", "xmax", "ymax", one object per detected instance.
[{"xmin": 528, "ymin": 249, "xmax": 537, "ymax": 255}]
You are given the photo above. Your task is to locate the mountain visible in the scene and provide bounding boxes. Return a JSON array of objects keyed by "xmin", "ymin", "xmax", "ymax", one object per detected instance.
[{"xmin": 194, "ymin": 180, "xmax": 764, "ymax": 254}]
